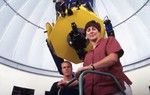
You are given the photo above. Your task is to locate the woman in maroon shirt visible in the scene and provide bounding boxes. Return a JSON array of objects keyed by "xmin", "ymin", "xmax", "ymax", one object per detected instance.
[{"xmin": 76, "ymin": 20, "xmax": 132, "ymax": 95}]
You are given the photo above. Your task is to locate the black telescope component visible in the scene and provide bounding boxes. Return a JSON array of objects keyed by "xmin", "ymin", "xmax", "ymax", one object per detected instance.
[
  {"xmin": 104, "ymin": 19, "xmax": 115, "ymax": 37},
  {"xmin": 67, "ymin": 22, "xmax": 89, "ymax": 60}
]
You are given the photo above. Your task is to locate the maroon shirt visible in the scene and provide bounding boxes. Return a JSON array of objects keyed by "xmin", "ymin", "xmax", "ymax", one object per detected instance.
[{"xmin": 83, "ymin": 37, "xmax": 132, "ymax": 95}]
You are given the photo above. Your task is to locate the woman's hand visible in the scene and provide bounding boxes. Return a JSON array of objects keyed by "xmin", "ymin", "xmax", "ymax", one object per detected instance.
[{"xmin": 75, "ymin": 66, "xmax": 92, "ymax": 78}]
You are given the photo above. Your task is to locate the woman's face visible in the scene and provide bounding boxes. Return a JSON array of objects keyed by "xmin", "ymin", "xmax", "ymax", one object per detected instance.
[{"xmin": 86, "ymin": 26, "xmax": 100, "ymax": 41}]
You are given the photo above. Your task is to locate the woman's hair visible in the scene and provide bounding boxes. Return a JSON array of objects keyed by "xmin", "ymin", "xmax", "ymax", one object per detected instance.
[{"xmin": 84, "ymin": 20, "xmax": 101, "ymax": 33}]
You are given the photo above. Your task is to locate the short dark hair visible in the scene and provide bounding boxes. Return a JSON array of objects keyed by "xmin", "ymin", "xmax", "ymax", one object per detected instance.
[{"xmin": 84, "ymin": 20, "xmax": 101, "ymax": 34}]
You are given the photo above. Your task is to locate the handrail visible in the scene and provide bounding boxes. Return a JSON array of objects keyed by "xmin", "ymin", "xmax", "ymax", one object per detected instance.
[
  {"xmin": 78, "ymin": 70, "xmax": 126, "ymax": 95},
  {"xmin": 57, "ymin": 77, "xmax": 77, "ymax": 95}
]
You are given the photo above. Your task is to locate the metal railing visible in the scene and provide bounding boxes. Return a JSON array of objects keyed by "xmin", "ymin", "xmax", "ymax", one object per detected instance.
[
  {"xmin": 79, "ymin": 70, "xmax": 126, "ymax": 95},
  {"xmin": 58, "ymin": 70, "xmax": 126, "ymax": 95},
  {"xmin": 57, "ymin": 77, "xmax": 77, "ymax": 95}
]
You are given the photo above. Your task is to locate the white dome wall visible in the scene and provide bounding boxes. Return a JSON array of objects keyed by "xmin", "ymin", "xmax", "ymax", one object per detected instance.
[
  {"xmin": 0, "ymin": 0, "xmax": 150, "ymax": 71},
  {"xmin": 0, "ymin": 0, "xmax": 150, "ymax": 95},
  {"xmin": 0, "ymin": 0, "xmax": 57, "ymax": 70}
]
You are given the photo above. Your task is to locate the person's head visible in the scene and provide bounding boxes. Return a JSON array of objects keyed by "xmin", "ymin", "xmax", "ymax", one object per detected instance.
[
  {"xmin": 84, "ymin": 20, "xmax": 101, "ymax": 41},
  {"xmin": 61, "ymin": 61, "xmax": 73, "ymax": 77}
]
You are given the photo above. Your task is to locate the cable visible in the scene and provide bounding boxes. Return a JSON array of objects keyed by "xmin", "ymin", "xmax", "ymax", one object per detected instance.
[
  {"xmin": 101, "ymin": 0, "xmax": 149, "ymax": 28},
  {"xmin": 101, "ymin": 0, "xmax": 111, "ymax": 18},
  {"xmin": 3, "ymin": 0, "xmax": 150, "ymax": 30},
  {"xmin": 113, "ymin": 0, "xmax": 149, "ymax": 28},
  {"xmin": 3, "ymin": 0, "xmax": 45, "ymax": 30}
]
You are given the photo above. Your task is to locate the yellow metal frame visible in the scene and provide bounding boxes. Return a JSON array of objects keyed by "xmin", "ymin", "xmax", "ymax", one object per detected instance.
[{"xmin": 46, "ymin": 6, "xmax": 105, "ymax": 63}]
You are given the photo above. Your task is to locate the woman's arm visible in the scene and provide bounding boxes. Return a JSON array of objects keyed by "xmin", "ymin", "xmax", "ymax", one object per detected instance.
[{"xmin": 76, "ymin": 52, "xmax": 118, "ymax": 73}]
